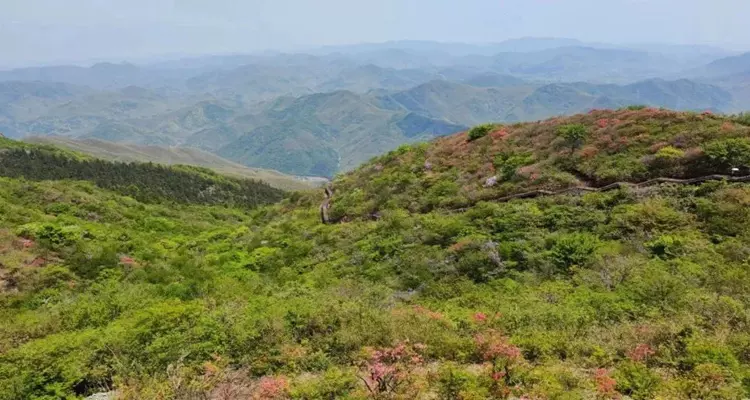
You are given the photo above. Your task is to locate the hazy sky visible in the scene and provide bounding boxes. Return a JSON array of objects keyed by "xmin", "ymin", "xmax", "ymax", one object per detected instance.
[{"xmin": 1, "ymin": 0, "xmax": 748, "ymax": 67}]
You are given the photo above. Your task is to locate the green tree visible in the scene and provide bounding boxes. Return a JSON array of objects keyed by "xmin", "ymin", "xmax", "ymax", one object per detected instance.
[
  {"xmin": 467, "ymin": 124, "xmax": 495, "ymax": 141},
  {"xmin": 557, "ymin": 124, "xmax": 588, "ymax": 152}
]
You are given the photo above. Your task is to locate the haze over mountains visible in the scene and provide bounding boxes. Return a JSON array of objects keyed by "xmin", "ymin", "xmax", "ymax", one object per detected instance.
[{"xmin": 1, "ymin": 38, "xmax": 749, "ymax": 177}]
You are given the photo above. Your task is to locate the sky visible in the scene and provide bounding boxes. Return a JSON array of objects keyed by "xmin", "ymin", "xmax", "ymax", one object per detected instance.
[{"xmin": 1, "ymin": 0, "xmax": 748, "ymax": 67}]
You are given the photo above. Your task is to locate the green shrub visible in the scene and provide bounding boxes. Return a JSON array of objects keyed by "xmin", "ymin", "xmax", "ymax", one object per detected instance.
[
  {"xmin": 626, "ymin": 105, "xmax": 648, "ymax": 111},
  {"xmin": 703, "ymin": 138, "xmax": 750, "ymax": 169},
  {"xmin": 290, "ymin": 367, "xmax": 357, "ymax": 399},
  {"xmin": 434, "ymin": 363, "xmax": 484, "ymax": 400},
  {"xmin": 16, "ymin": 223, "xmax": 81, "ymax": 249},
  {"xmin": 614, "ymin": 361, "xmax": 661, "ymax": 399},
  {"xmin": 557, "ymin": 124, "xmax": 588, "ymax": 151},
  {"xmin": 655, "ymin": 146, "xmax": 685, "ymax": 161},
  {"xmin": 646, "ymin": 235, "xmax": 686, "ymax": 259},
  {"xmin": 494, "ymin": 151, "xmax": 535, "ymax": 180},
  {"xmin": 732, "ymin": 112, "xmax": 750, "ymax": 126},
  {"xmin": 547, "ymin": 233, "xmax": 602, "ymax": 272},
  {"xmin": 44, "ymin": 202, "xmax": 72, "ymax": 216},
  {"xmin": 467, "ymin": 124, "xmax": 495, "ymax": 141},
  {"xmin": 65, "ymin": 243, "xmax": 120, "ymax": 279},
  {"xmin": 682, "ymin": 363, "xmax": 745, "ymax": 399}
]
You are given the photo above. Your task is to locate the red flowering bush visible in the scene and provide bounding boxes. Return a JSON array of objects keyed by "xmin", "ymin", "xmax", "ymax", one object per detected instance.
[
  {"xmin": 253, "ymin": 376, "xmax": 289, "ymax": 400},
  {"xmin": 412, "ymin": 305, "xmax": 445, "ymax": 321},
  {"xmin": 580, "ymin": 145, "xmax": 599, "ymax": 158},
  {"xmin": 594, "ymin": 368, "xmax": 619, "ymax": 399},
  {"xmin": 472, "ymin": 311, "xmax": 502, "ymax": 324},
  {"xmin": 474, "ymin": 330, "xmax": 523, "ymax": 397},
  {"xmin": 475, "ymin": 332, "xmax": 522, "ymax": 363},
  {"xmin": 119, "ymin": 255, "xmax": 136, "ymax": 265},
  {"xmin": 491, "ymin": 128, "xmax": 510, "ymax": 140},
  {"xmin": 627, "ymin": 344, "xmax": 655, "ymax": 363},
  {"xmin": 473, "ymin": 312, "xmax": 487, "ymax": 323},
  {"xmin": 359, "ymin": 341, "xmax": 425, "ymax": 397}
]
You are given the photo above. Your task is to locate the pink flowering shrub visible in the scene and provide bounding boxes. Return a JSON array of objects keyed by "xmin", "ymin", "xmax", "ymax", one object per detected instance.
[
  {"xmin": 594, "ymin": 368, "xmax": 619, "ymax": 399},
  {"xmin": 491, "ymin": 128, "xmax": 510, "ymax": 140},
  {"xmin": 472, "ymin": 311, "xmax": 502, "ymax": 324},
  {"xmin": 474, "ymin": 330, "xmax": 523, "ymax": 397},
  {"xmin": 359, "ymin": 341, "xmax": 426, "ymax": 397},
  {"xmin": 475, "ymin": 331, "xmax": 522, "ymax": 364},
  {"xmin": 119, "ymin": 255, "xmax": 136, "ymax": 265},
  {"xmin": 627, "ymin": 344, "xmax": 655, "ymax": 363},
  {"xmin": 253, "ymin": 376, "xmax": 289, "ymax": 400},
  {"xmin": 580, "ymin": 145, "xmax": 599, "ymax": 158},
  {"xmin": 473, "ymin": 312, "xmax": 487, "ymax": 323},
  {"xmin": 412, "ymin": 305, "xmax": 445, "ymax": 321}
]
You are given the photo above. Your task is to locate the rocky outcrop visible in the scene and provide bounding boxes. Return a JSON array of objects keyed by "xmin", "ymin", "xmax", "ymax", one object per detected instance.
[{"xmin": 85, "ymin": 392, "xmax": 115, "ymax": 400}]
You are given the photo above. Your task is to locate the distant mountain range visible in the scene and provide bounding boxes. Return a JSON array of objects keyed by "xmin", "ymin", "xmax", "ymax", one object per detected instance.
[{"xmin": 0, "ymin": 39, "xmax": 748, "ymax": 177}]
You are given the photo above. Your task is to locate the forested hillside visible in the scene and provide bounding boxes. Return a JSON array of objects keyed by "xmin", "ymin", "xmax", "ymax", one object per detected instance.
[
  {"xmin": 0, "ymin": 138, "xmax": 284, "ymax": 208},
  {"xmin": 2, "ymin": 109, "xmax": 750, "ymax": 399},
  {"xmin": 24, "ymin": 136, "xmax": 316, "ymax": 191}
]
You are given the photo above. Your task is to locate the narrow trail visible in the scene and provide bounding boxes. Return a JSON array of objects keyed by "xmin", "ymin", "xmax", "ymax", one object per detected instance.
[
  {"xmin": 321, "ymin": 174, "xmax": 750, "ymax": 223},
  {"xmin": 449, "ymin": 174, "xmax": 750, "ymax": 213}
]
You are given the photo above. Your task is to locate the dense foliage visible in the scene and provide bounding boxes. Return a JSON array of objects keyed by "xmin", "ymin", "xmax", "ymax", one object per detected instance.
[
  {"xmin": 0, "ymin": 138, "xmax": 284, "ymax": 208},
  {"xmin": 2, "ymin": 109, "xmax": 750, "ymax": 399}
]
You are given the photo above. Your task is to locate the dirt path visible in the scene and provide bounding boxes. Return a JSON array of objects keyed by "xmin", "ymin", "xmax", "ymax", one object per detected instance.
[{"xmin": 321, "ymin": 174, "xmax": 750, "ymax": 223}]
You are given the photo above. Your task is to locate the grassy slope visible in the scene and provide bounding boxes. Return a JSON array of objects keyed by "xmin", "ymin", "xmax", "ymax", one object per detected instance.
[
  {"xmin": 2, "ymin": 109, "xmax": 750, "ymax": 399},
  {"xmin": 25, "ymin": 136, "xmax": 316, "ymax": 191}
]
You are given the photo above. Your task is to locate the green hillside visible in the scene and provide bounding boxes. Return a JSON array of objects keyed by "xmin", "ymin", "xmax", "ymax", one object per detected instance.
[
  {"xmin": 0, "ymin": 137, "xmax": 284, "ymax": 208},
  {"xmin": 24, "ymin": 136, "xmax": 317, "ymax": 191},
  {"xmin": 2, "ymin": 109, "xmax": 750, "ymax": 399},
  {"xmin": 330, "ymin": 107, "xmax": 750, "ymax": 218}
]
